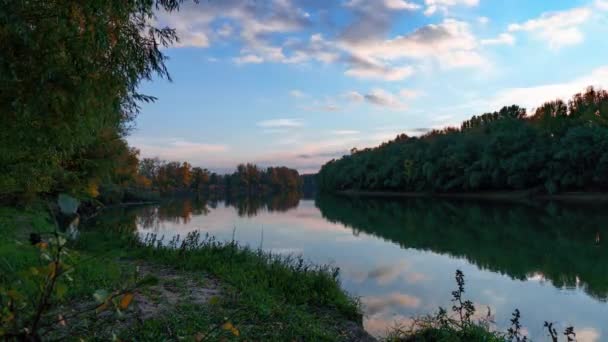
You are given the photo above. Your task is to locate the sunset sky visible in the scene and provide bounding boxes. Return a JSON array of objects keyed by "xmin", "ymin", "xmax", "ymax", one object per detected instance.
[{"xmin": 131, "ymin": 0, "xmax": 608, "ymax": 173}]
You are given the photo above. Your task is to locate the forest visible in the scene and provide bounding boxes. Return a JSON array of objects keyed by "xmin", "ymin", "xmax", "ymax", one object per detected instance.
[{"xmin": 317, "ymin": 87, "xmax": 608, "ymax": 194}]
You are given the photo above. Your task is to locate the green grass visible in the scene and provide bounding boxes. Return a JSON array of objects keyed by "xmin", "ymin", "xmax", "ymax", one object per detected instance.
[
  {"xmin": 386, "ymin": 325, "xmax": 507, "ymax": 342},
  {"xmin": 0, "ymin": 205, "xmax": 364, "ymax": 341}
]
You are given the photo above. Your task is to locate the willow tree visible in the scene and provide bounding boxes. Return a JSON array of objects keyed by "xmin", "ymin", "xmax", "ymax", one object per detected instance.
[{"xmin": 0, "ymin": 0, "xmax": 186, "ymax": 201}]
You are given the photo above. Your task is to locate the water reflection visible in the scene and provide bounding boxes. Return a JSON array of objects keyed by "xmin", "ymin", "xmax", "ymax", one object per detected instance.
[
  {"xmin": 316, "ymin": 195, "xmax": 608, "ymax": 301},
  {"xmin": 87, "ymin": 193, "xmax": 608, "ymax": 339},
  {"xmin": 135, "ymin": 193, "xmax": 300, "ymax": 230}
]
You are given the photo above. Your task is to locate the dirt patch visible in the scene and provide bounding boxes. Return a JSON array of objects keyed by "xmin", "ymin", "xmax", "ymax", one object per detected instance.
[{"xmin": 133, "ymin": 262, "xmax": 222, "ymax": 320}]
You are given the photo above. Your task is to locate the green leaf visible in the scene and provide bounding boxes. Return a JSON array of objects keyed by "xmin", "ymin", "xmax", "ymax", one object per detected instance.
[{"xmin": 56, "ymin": 283, "xmax": 68, "ymax": 299}]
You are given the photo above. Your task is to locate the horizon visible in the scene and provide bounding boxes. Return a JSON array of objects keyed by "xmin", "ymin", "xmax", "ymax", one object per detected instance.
[{"xmin": 130, "ymin": 0, "xmax": 608, "ymax": 174}]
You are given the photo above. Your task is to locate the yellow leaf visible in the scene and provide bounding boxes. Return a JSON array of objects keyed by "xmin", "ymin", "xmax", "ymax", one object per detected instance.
[
  {"xmin": 119, "ymin": 293, "xmax": 134, "ymax": 310},
  {"xmin": 221, "ymin": 322, "xmax": 240, "ymax": 337},
  {"xmin": 36, "ymin": 242, "xmax": 49, "ymax": 249}
]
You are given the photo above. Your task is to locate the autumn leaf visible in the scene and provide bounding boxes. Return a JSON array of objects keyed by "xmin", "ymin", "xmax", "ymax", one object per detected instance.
[
  {"xmin": 36, "ymin": 241, "xmax": 49, "ymax": 249},
  {"xmin": 221, "ymin": 321, "xmax": 240, "ymax": 337},
  {"xmin": 119, "ymin": 292, "xmax": 134, "ymax": 309}
]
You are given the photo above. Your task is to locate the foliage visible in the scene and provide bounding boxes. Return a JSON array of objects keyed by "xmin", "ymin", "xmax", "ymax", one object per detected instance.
[
  {"xmin": 386, "ymin": 270, "xmax": 577, "ymax": 342},
  {"xmin": 0, "ymin": 0, "xmax": 182, "ymax": 201},
  {"xmin": 0, "ymin": 201, "xmax": 139, "ymax": 340},
  {"xmin": 318, "ymin": 87, "xmax": 608, "ymax": 194},
  {"xmin": 136, "ymin": 159, "xmax": 303, "ymax": 196}
]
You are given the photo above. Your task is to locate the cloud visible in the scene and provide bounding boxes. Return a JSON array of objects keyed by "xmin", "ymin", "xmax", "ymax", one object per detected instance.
[
  {"xmin": 343, "ymin": 91, "xmax": 365, "ymax": 103},
  {"xmin": 217, "ymin": 23, "xmax": 233, "ymax": 37},
  {"xmin": 362, "ymin": 88, "xmax": 422, "ymax": 108},
  {"xmin": 477, "ymin": 16, "xmax": 490, "ymax": 25},
  {"xmin": 156, "ymin": 0, "xmax": 311, "ymax": 61},
  {"xmin": 576, "ymin": 328, "xmax": 600, "ymax": 342},
  {"xmin": 340, "ymin": 19, "xmax": 488, "ymax": 70},
  {"xmin": 481, "ymin": 33, "xmax": 515, "ymax": 46},
  {"xmin": 362, "ymin": 293, "xmax": 421, "ymax": 315},
  {"xmin": 341, "ymin": 0, "xmax": 421, "ymax": 45},
  {"xmin": 256, "ymin": 118, "xmax": 304, "ymax": 128},
  {"xmin": 508, "ymin": 7, "xmax": 591, "ymax": 49},
  {"xmin": 597, "ymin": 0, "xmax": 608, "ymax": 10},
  {"xmin": 233, "ymin": 54, "xmax": 264, "ymax": 64},
  {"xmin": 365, "ymin": 89, "xmax": 406, "ymax": 108},
  {"xmin": 345, "ymin": 56, "xmax": 415, "ymax": 81},
  {"xmin": 331, "ymin": 130, "xmax": 360, "ymax": 135},
  {"xmin": 130, "ymin": 137, "xmax": 229, "ymax": 166},
  {"xmin": 289, "ymin": 89, "xmax": 308, "ymax": 98},
  {"xmin": 487, "ymin": 66, "xmax": 608, "ymax": 110},
  {"xmin": 424, "ymin": 0, "xmax": 479, "ymax": 16},
  {"xmin": 303, "ymin": 104, "xmax": 341, "ymax": 112}
]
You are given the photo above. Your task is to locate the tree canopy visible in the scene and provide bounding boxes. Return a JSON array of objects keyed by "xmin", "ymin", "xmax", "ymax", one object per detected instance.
[
  {"xmin": 0, "ymin": 0, "xmax": 183, "ymax": 201},
  {"xmin": 317, "ymin": 87, "xmax": 608, "ymax": 194}
]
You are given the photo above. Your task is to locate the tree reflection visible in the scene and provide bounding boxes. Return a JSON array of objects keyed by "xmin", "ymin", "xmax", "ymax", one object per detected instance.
[
  {"xmin": 124, "ymin": 192, "xmax": 300, "ymax": 231},
  {"xmin": 315, "ymin": 194, "xmax": 608, "ymax": 300}
]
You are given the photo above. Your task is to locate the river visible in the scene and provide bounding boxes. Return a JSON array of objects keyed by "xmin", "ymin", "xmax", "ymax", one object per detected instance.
[{"xmin": 89, "ymin": 194, "xmax": 608, "ymax": 340}]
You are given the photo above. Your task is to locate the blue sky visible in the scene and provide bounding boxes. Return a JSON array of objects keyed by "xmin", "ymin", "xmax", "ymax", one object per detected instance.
[{"xmin": 130, "ymin": 0, "xmax": 608, "ymax": 173}]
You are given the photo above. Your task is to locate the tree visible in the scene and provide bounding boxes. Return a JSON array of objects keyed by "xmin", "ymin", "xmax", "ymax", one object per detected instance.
[{"xmin": 0, "ymin": 0, "xmax": 184, "ymax": 201}]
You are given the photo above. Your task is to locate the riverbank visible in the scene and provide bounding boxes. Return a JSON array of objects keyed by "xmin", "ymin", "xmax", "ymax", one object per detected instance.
[
  {"xmin": 0, "ymin": 205, "xmax": 372, "ymax": 340},
  {"xmin": 337, "ymin": 189, "xmax": 608, "ymax": 202}
]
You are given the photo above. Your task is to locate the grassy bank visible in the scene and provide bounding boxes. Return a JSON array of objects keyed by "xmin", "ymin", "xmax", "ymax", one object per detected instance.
[{"xmin": 0, "ymin": 205, "xmax": 366, "ymax": 341}]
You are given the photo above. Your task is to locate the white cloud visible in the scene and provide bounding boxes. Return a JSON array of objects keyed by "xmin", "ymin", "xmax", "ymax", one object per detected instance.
[
  {"xmin": 341, "ymin": 19, "xmax": 488, "ymax": 70},
  {"xmin": 508, "ymin": 7, "xmax": 591, "ymax": 49},
  {"xmin": 481, "ymin": 33, "xmax": 515, "ymax": 46},
  {"xmin": 233, "ymin": 54, "xmax": 264, "ymax": 64},
  {"xmin": 383, "ymin": 0, "xmax": 422, "ymax": 10},
  {"xmin": 156, "ymin": 0, "xmax": 311, "ymax": 62},
  {"xmin": 343, "ymin": 91, "xmax": 365, "ymax": 103},
  {"xmin": 331, "ymin": 130, "xmax": 360, "ymax": 135},
  {"xmin": 477, "ymin": 16, "xmax": 490, "ymax": 25},
  {"xmin": 424, "ymin": 0, "xmax": 479, "ymax": 16},
  {"xmin": 362, "ymin": 292, "xmax": 421, "ymax": 315},
  {"xmin": 289, "ymin": 89, "xmax": 308, "ymax": 98},
  {"xmin": 596, "ymin": 0, "xmax": 608, "ymax": 10},
  {"xmin": 256, "ymin": 118, "xmax": 304, "ymax": 128},
  {"xmin": 345, "ymin": 0, "xmax": 421, "ymax": 11},
  {"xmin": 487, "ymin": 66, "xmax": 608, "ymax": 110}
]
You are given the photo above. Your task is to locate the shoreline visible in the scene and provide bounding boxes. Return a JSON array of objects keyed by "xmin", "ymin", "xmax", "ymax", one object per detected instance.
[{"xmin": 336, "ymin": 190, "xmax": 608, "ymax": 202}]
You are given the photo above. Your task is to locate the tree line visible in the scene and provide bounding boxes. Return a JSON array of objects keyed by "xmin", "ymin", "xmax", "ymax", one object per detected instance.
[
  {"xmin": 0, "ymin": 1, "xmax": 302, "ymax": 205},
  {"xmin": 318, "ymin": 87, "xmax": 608, "ymax": 194},
  {"xmin": 133, "ymin": 159, "xmax": 300, "ymax": 195}
]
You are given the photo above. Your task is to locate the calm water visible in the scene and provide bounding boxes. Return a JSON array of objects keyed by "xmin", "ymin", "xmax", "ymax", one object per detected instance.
[{"xmin": 92, "ymin": 195, "xmax": 608, "ymax": 340}]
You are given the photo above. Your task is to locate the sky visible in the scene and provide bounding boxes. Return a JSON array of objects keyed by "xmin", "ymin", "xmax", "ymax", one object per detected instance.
[{"xmin": 131, "ymin": 0, "xmax": 608, "ymax": 174}]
